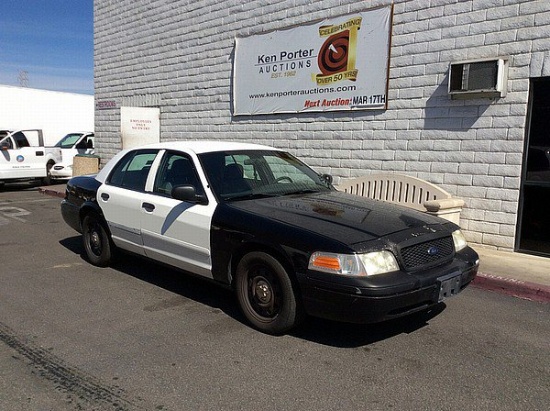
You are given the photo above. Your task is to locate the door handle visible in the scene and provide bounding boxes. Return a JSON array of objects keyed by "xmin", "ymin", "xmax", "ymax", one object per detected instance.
[
  {"xmin": 35, "ymin": 151, "xmax": 44, "ymax": 156},
  {"xmin": 100, "ymin": 193, "xmax": 110, "ymax": 201},
  {"xmin": 142, "ymin": 202, "xmax": 155, "ymax": 212}
]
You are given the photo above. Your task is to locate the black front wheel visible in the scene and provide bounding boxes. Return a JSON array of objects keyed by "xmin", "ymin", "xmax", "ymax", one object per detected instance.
[
  {"xmin": 235, "ymin": 252, "xmax": 302, "ymax": 335},
  {"xmin": 82, "ymin": 213, "xmax": 114, "ymax": 267}
]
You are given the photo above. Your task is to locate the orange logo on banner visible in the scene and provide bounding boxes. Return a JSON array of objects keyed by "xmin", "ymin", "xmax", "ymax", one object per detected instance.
[
  {"xmin": 318, "ymin": 31, "xmax": 350, "ymax": 76},
  {"xmin": 316, "ymin": 17, "xmax": 361, "ymax": 85}
]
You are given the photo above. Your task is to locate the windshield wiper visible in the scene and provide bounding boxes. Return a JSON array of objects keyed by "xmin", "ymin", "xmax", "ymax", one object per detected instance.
[
  {"xmin": 283, "ymin": 188, "xmax": 323, "ymax": 196},
  {"xmin": 223, "ymin": 192, "xmax": 281, "ymax": 201}
]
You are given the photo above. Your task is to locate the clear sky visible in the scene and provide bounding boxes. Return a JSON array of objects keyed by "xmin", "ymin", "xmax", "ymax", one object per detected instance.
[{"xmin": 0, "ymin": 0, "xmax": 93, "ymax": 95}]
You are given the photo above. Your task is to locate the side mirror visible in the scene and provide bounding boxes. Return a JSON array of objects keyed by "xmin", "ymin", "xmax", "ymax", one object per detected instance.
[
  {"xmin": 0, "ymin": 141, "xmax": 10, "ymax": 151},
  {"xmin": 320, "ymin": 173, "xmax": 333, "ymax": 185},
  {"xmin": 171, "ymin": 185, "xmax": 209, "ymax": 205}
]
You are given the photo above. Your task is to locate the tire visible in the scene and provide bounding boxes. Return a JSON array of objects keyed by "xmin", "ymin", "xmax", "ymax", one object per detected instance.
[
  {"xmin": 82, "ymin": 213, "xmax": 113, "ymax": 267},
  {"xmin": 42, "ymin": 162, "xmax": 54, "ymax": 185},
  {"xmin": 235, "ymin": 251, "xmax": 302, "ymax": 335}
]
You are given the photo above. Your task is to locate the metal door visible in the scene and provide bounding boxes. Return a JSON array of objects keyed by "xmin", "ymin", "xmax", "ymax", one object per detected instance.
[{"xmin": 517, "ymin": 78, "xmax": 550, "ymax": 256}]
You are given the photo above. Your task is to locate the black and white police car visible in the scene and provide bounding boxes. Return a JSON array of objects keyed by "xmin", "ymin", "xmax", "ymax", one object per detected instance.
[{"xmin": 61, "ymin": 141, "xmax": 479, "ymax": 334}]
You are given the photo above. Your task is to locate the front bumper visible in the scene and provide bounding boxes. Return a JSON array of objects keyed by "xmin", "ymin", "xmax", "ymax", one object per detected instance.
[
  {"xmin": 50, "ymin": 163, "xmax": 72, "ymax": 179},
  {"xmin": 299, "ymin": 249, "xmax": 479, "ymax": 324}
]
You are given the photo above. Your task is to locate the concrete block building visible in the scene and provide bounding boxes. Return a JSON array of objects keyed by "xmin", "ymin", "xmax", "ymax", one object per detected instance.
[{"xmin": 93, "ymin": 0, "xmax": 550, "ymax": 257}]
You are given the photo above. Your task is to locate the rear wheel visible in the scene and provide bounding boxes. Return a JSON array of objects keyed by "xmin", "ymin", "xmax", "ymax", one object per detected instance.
[
  {"xmin": 235, "ymin": 252, "xmax": 302, "ymax": 334},
  {"xmin": 82, "ymin": 213, "xmax": 113, "ymax": 267}
]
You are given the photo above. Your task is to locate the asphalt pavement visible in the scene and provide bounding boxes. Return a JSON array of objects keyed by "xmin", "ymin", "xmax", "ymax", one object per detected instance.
[{"xmin": 39, "ymin": 183, "xmax": 550, "ymax": 304}]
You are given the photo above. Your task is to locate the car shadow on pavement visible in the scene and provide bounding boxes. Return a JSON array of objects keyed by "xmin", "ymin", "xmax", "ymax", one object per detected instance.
[
  {"xmin": 290, "ymin": 303, "xmax": 446, "ymax": 348},
  {"xmin": 59, "ymin": 236, "xmax": 83, "ymax": 254},
  {"xmin": 60, "ymin": 236, "xmax": 242, "ymax": 319},
  {"xmin": 59, "ymin": 236, "xmax": 447, "ymax": 348}
]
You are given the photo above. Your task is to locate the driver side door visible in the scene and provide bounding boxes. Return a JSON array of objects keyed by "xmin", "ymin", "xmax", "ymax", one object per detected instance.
[
  {"xmin": 139, "ymin": 151, "xmax": 216, "ymax": 278},
  {"xmin": 0, "ymin": 131, "xmax": 45, "ymax": 179}
]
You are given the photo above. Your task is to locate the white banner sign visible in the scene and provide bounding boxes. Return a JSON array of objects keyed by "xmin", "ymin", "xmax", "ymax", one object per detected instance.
[{"xmin": 233, "ymin": 6, "xmax": 392, "ymax": 115}]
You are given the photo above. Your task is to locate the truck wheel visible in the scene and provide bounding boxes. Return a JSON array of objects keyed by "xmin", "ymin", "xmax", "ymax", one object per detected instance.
[
  {"xmin": 82, "ymin": 212, "xmax": 113, "ymax": 267},
  {"xmin": 235, "ymin": 252, "xmax": 302, "ymax": 335},
  {"xmin": 42, "ymin": 162, "xmax": 54, "ymax": 185}
]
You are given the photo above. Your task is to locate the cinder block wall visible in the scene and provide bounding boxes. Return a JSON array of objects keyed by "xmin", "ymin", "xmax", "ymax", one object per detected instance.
[{"xmin": 94, "ymin": 0, "xmax": 550, "ymax": 250}]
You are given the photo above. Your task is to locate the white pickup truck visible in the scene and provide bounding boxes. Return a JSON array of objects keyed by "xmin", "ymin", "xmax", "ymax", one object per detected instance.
[
  {"xmin": 0, "ymin": 129, "xmax": 62, "ymax": 187},
  {"xmin": 50, "ymin": 131, "xmax": 95, "ymax": 179}
]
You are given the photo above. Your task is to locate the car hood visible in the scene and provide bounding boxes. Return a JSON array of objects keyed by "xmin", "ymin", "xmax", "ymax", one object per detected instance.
[{"xmin": 227, "ymin": 191, "xmax": 449, "ymax": 246}]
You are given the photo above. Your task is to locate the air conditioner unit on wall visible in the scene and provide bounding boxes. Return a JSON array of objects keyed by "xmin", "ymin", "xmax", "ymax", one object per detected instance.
[{"xmin": 448, "ymin": 58, "xmax": 508, "ymax": 99}]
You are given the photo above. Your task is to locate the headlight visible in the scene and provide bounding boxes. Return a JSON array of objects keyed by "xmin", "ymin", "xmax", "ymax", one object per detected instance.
[
  {"xmin": 358, "ymin": 251, "xmax": 400, "ymax": 276},
  {"xmin": 308, "ymin": 250, "xmax": 399, "ymax": 276},
  {"xmin": 452, "ymin": 229, "xmax": 468, "ymax": 252}
]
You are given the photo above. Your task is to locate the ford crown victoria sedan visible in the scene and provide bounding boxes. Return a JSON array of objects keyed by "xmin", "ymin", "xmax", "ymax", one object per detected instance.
[{"xmin": 61, "ymin": 141, "xmax": 479, "ymax": 334}]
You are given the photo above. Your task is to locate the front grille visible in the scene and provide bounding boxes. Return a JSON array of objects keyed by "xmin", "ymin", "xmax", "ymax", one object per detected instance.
[{"xmin": 400, "ymin": 236, "xmax": 454, "ymax": 271}]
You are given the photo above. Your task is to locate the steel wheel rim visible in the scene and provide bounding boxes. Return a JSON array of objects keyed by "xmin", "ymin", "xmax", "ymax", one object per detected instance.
[
  {"xmin": 87, "ymin": 222, "xmax": 103, "ymax": 257},
  {"xmin": 246, "ymin": 265, "xmax": 281, "ymax": 320}
]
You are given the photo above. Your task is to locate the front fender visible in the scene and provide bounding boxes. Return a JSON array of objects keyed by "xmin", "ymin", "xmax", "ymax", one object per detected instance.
[{"xmin": 210, "ymin": 209, "xmax": 311, "ymax": 287}]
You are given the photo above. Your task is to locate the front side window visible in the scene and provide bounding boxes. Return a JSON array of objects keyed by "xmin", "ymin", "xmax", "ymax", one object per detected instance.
[
  {"xmin": 0, "ymin": 135, "xmax": 14, "ymax": 149},
  {"xmin": 108, "ymin": 149, "xmax": 158, "ymax": 191},
  {"xmin": 153, "ymin": 152, "xmax": 204, "ymax": 197}
]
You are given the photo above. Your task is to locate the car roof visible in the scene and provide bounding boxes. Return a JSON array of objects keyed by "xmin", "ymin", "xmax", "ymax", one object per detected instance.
[
  {"xmin": 138, "ymin": 140, "xmax": 281, "ymax": 154},
  {"xmin": 94, "ymin": 140, "xmax": 284, "ymax": 183}
]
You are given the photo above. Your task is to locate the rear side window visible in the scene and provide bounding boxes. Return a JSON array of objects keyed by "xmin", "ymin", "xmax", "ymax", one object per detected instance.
[{"xmin": 108, "ymin": 149, "xmax": 158, "ymax": 191}]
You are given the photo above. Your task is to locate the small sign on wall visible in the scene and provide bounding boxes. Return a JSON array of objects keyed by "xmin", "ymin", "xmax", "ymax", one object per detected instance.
[
  {"xmin": 120, "ymin": 106, "xmax": 160, "ymax": 149},
  {"xmin": 96, "ymin": 100, "xmax": 118, "ymax": 110}
]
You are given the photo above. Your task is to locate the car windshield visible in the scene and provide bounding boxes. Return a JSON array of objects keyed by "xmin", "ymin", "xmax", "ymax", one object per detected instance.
[
  {"xmin": 54, "ymin": 133, "xmax": 83, "ymax": 148},
  {"xmin": 198, "ymin": 150, "xmax": 333, "ymax": 201}
]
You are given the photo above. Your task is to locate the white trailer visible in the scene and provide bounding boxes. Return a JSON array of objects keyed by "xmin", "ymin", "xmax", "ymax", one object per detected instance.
[{"xmin": 0, "ymin": 85, "xmax": 94, "ymax": 146}]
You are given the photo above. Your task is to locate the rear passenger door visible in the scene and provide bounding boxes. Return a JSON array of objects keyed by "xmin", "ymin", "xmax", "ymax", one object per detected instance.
[{"xmin": 97, "ymin": 149, "xmax": 159, "ymax": 255}]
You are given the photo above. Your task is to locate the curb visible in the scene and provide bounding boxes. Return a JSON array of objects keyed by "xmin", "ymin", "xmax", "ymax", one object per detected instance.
[
  {"xmin": 472, "ymin": 271, "xmax": 550, "ymax": 304},
  {"xmin": 38, "ymin": 187, "xmax": 65, "ymax": 199}
]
